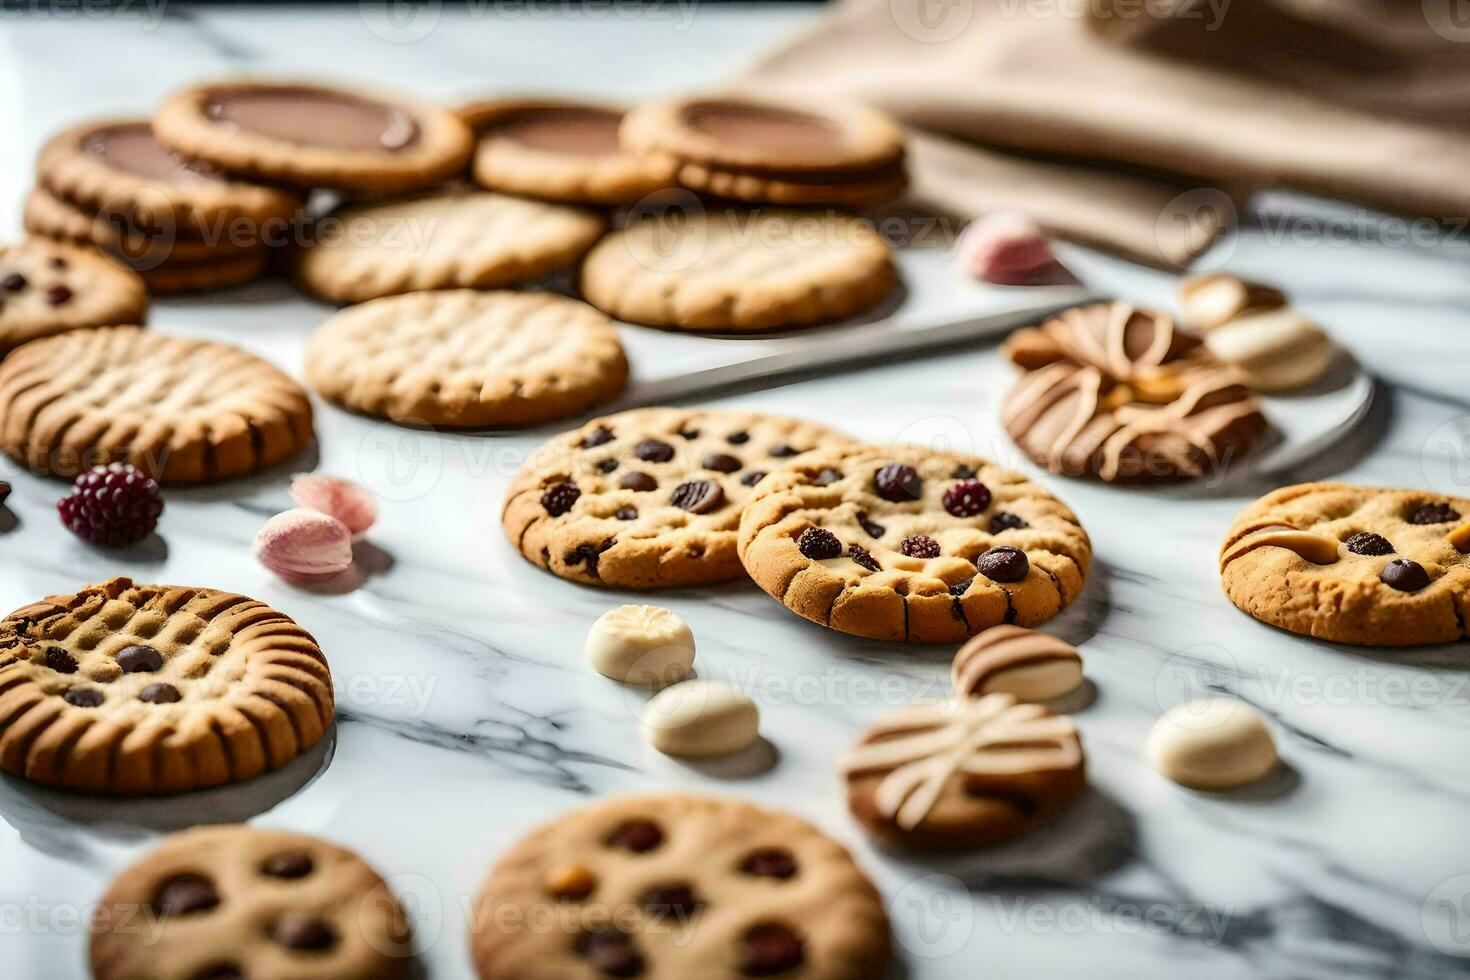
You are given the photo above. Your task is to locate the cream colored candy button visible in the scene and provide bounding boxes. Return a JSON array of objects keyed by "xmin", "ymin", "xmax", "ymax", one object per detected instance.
[
  {"xmin": 1204, "ymin": 308, "xmax": 1336, "ymax": 392},
  {"xmin": 1177, "ymin": 272, "xmax": 1285, "ymax": 331},
  {"xmin": 585, "ymin": 605, "xmax": 695, "ymax": 686},
  {"xmin": 1145, "ymin": 697, "xmax": 1278, "ymax": 790},
  {"xmin": 641, "ymin": 680, "xmax": 760, "ymax": 758}
]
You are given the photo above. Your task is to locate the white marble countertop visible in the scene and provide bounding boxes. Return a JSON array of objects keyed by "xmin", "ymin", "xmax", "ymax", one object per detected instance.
[{"xmin": 3, "ymin": 7, "xmax": 1470, "ymax": 980}]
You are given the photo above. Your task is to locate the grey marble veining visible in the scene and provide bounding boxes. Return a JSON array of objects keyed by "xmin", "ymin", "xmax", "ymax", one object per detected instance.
[{"xmin": 2, "ymin": 7, "xmax": 1470, "ymax": 980}]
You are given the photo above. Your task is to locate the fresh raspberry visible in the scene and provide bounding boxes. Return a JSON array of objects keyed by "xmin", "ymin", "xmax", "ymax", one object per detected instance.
[
  {"xmin": 900, "ymin": 535, "xmax": 941, "ymax": 559},
  {"xmin": 942, "ymin": 480, "xmax": 992, "ymax": 517},
  {"xmin": 797, "ymin": 527, "xmax": 842, "ymax": 560},
  {"xmin": 57, "ymin": 463, "xmax": 163, "ymax": 547}
]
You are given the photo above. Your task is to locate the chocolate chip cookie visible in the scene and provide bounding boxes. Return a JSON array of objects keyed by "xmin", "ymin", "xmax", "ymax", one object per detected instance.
[
  {"xmin": 0, "ymin": 239, "xmax": 148, "ymax": 356},
  {"xmin": 305, "ymin": 290, "xmax": 627, "ymax": 427},
  {"xmin": 154, "ymin": 79, "xmax": 473, "ymax": 193},
  {"xmin": 0, "ymin": 577, "xmax": 333, "ymax": 794},
  {"xmin": 737, "ymin": 444, "xmax": 1091, "ymax": 643},
  {"xmin": 0, "ymin": 326, "xmax": 313, "ymax": 483},
  {"xmin": 840, "ymin": 694, "xmax": 1086, "ymax": 849},
  {"xmin": 90, "ymin": 825, "xmax": 411, "ymax": 979},
  {"xmin": 502, "ymin": 408, "xmax": 851, "ymax": 588},
  {"xmin": 1001, "ymin": 301, "xmax": 1268, "ymax": 483},
  {"xmin": 470, "ymin": 794, "xmax": 891, "ymax": 979},
  {"xmin": 1220, "ymin": 483, "xmax": 1470, "ymax": 645}
]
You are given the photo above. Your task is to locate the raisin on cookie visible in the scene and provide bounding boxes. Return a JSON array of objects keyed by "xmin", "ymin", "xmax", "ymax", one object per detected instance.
[
  {"xmin": 1220, "ymin": 483, "xmax": 1470, "ymax": 645},
  {"xmin": 470, "ymin": 794, "xmax": 891, "ymax": 980},
  {"xmin": 90, "ymin": 825, "xmax": 411, "ymax": 979},
  {"xmin": 0, "ymin": 577, "xmax": 333, "ymax": 794},
  {"xmin": 737, "ymin": 445, "xmax": 1091, "ymax": 643},
  {"xmin": 502, "ymin": 408, "xmax": 852, "ymax": 589}
]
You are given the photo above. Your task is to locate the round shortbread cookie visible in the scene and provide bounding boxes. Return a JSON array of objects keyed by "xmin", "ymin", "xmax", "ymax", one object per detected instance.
[
  {"xmin": 578, "ymin": 208, "xmax": 895, "ymax": 333},
  {"xmin": 620, "ymin": 94, "xmax": 905, "ymax": 176},
  {"xmin": 0, "ymin": 239, "xmax": 148, "ymax": 357},
  {"xmin": 502, "ymin": 408, "xmax": 852, "ymax": 589},
  {"xmin": 36, "ymin": 116, "xmax": 303, "ymax": 235},
  {"xmin": 0, "ymin": 577, "xmax": 333, "ymax": 795},
  {"xmin": 90, "ymin": 825, "xmax": 411, "ymax": 979},
  {"xmin": 25, "ymin": 186, "xmax": 263, "ymax": 269},
  {"xmin": 668, "ymin": 155, "xmax": 907, "ymax": 209},
  {"xmin": 462, "ymin": 98, "xmax": 674, "ymax": 206},
  {"xmin": 737, "ymin": 444, "xmax": 1092, "ymax": 643},
  {"xmin": 135, "ymin": 250, "xmax": 273, "ymax": 296},
  {"xmin": 305, "ymin": 290, "xmax": 628, "ymax": 427},
  {"xmin": 1219, "ymin": 483, "xmax": 1470, "ymax": 646},
  {"xmin": 0, "ymin": 326, "xmax": 313, "ymax": 484},
  {"xmin": 154, "ymin": 79, "xmax": 473, "ymax": 193},
  {"xmin": 294, "ymin": 188, "xmax": 607, "ymax": 304},
  {"xmin": 470, "ymin": 793, "xmax": 891, "ymax": 980},
  {"xmin": 840, "ymin": 695, "xmax": 1086, "ymax": 849}
]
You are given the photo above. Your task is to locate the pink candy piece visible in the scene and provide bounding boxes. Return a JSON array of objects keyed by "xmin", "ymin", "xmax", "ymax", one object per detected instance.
[
  {"xmin": 289, "ymin": 474, "xmax": 378, "ymax": 535},
  {"xmin": 253, "ymin": 508, "xmax": 353, "ymax": 583},
  {"xmin": 957, "ymin": 212, "xmax": 1075, "ymax": 286}
]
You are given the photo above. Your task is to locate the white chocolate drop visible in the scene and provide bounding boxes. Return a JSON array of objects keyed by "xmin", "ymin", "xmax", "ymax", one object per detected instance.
[
  {"xmin": 1178, "ymin": 273, "xmax": 1284, "ymax": 331},
  {"xmin": 585, "ymin": 605, "xmax": 695, "ymax": 686},
  {"xmin": 1204, "ymin": 308, "xmax": 1335, "ymax": 392},
  {"xmin": 641, "ymin": 680, "xmax": 759, "ymax": 758},
  {"xmin": 1145, "ymin": 697, "xmax": 1278, "ymax": 790}
]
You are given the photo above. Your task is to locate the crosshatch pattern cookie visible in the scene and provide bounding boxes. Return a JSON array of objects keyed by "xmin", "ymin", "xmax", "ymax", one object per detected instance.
[
  {"xmin": 0, "ymin": 239, "xmax": 148, "ymax": 356},
  {"xmin": 502, "ymin": 408, "xmax": 852, "ymax": 589},
  {"xmin": 462, "ymin": 98, "xmax": 674, "ymax": 205},
  {"xmin": 0, "ymin": 326, "xmax": 313, "ymax": 483},
  {"xmin": 0, "ymin": 578, "xmax": 333, "ymax": 795},
  {"xmin": 470, "ymin": 794, "xmax": 891, "ymax": 980},
  {"xmin": 91, "ymin": 825, "xmax": 411, "ymax": 980},
  {"xmin": 154, "ymin": 79, "xmax": 473, "ymax": 193},
  {"xmin": 840, "ymin": 694, "xmax": 1085, "ymax": 849},
  {"xmin": 737, "ymin": 445, "xmax": 1091, "ymax": 643},
  {"xmin": 1220, "ymin": 483, "xmax": 1470, "ymax": 646},
  {"xmin": 1002, "ymin": 301, "xmax": 1268, "ymax": 483},
  {"xmin": 306, "ymin": 290, "xmax": 627, "ymax": 427},
  {"xmin": 578, "ymin": 208, "xmax": 895, "ymax": 333},
  {"xmin": 294, "ymin": 188, "xmax": 607, "ymax": 304}
]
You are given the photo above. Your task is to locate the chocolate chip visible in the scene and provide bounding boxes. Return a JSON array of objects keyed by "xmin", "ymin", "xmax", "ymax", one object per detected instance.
[
  {"xmin": 63, "ymin": 687, "xmax": 103, "ymax": 708},
  {"xmin": 740, "ymin": 471, "xmax": 766, "ymax": 487},
  {"xmin": 565, "ymin": 540, "xmax": 613, "ymax": 578},
  {"xmin": 847, "ymin": 544, "xmax": 880, "ymax": 572},
  {"xmin": 44, "ymin": 646, "xmax": 77, "ymax": 674},
  {"xmin": 153, "ymin": 875, "xmax": 219, "ymax": 916},
  {"xmin": 812, "ymin": 467, "xmax": 843, "ymax": 487},
  {"xmin": 192, "ymin": 965, "xmax": 244, "ymax": 980},
  {"xmin": 541, "ymin": 481, "xmax": 580, "ymax": 516},
  {"xmin": 634, "ymin": 439, "xmax": 674, "ymax": 463},
  {"xmin": 139, "ymin": 683, "xmax": 181, "ymax": 704},
  {"xmin": 950, "ymin": 464, "xmax": 977, "ymax": 479},
  {"xmin": 597, "ymin": 458, "xmax": 619, "ymax": 473},
  {"xmin": 49, "ymin": 257, "xmax": 68, "ymax": 271},
  {"xmin": 949, "ymin": 578, "xmax": 973, "ymax": 596},
  {"xmin": 727, "ymin": 431, "xmax": 750, "ymax": 445},
  {"xmin": 608, "ymin": 819, "xmax": 663, "ymax": 853},
  {"xmin": 1409, "ymin": 502, "xmax": 1461, "ymax": 525},
  {"xmin": 703, "ymin": 453, "xmax": 742, "ymax": 473},
  {"xmin": 740, "ymin": 849, "xmax": 798, "ymax": 880},
  {"xmin": 615, "ymin": 507, "xmax": 638, "ymax": 521},
  {"xmin": 670, "ymin": 479, "xmax": 724, "ymax": 514},
  {"xmin": 977, "ymin": 545, "xmax": 1030, "ymax": 582},
  {"xmin": 857, "ymin": 511, "xmax": 886, "ymax": 538},
  {"xmin": 900, "ymin": 535, "xmax": 941, "ymax": 559},
  {"xmin": 740, "ymin": 922, "xmax": 805, "ymax": 976},
  {"xmin": 942, "ymin": 480, "xmax": 992, "ymax": 517},
  {"xmin": 678, "ymin": 428, "xmax": 700, "ymax": 440},
  {"xmin": 1345, "ymin": 532, "xmax": 1394, "ymax": 556},
  {"xmin": 45, "ymin": 284, "xmax": 73, "ymax": 306},
  {"xmin": 640, "ymin": 882, "xmax": 702, "ymax": 917},
  {"xmin": 797, "ymin": 527, "xmax": 842, "ymax": 560},
  {"xmin": 116, "ymin": 644, "xmax": 163, "ymax": 673},
  {"xmin": 990, "ymin": 512, "xmax": 1028, "ymax": 534},
  {"xmin": 619, "ymin": 472, "xmax": 657, "ymax": 492},
  {"xmin": 271, "ymin": 915, "xmax": 337, "ymax": 951},
  {"xmin": 261, "ymin": 851, "xmax": 314, "ymax": 879},
  {"xmin": 768, "ymin": 444, "xmax": 799, "ymax": 458},
  {"xmin": 576, "ymin": 929, "xmax": 645, "ymax": 978},
  {"xmin": 2, "ymin": 273, "xmax": 26, "ymax": 292},
  {"xmin": 580, "ymin": 426, "xmax": 615, "ymax": 448},
  {"xmin": 874, "ymin": 463, "xmax": 921, "ymax": 502},
  {"xmin": 1380, "ymin": 558, "xmax": 1430, "ymax": 592}
]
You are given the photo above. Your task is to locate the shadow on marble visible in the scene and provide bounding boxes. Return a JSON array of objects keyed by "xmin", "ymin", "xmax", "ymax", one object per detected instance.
[
  {"xmin": 0, "ymin": 727, "xmax": 335, "ymax": 848},
  {"xmin": 292, "ymin": 540, "xmax": 395, "ymax": 596},
  {"xmin": 1199, "ymin": 759, "xmax": 1301, "ymax": 804},
  {"xmin": 70, "ymin": 531, "xmax": 169, "ymax": 565},
  {"xmin": 1044, "ymin": 677, "xmax": 1099, "ymax": 715},
  {"xmin": 672, "ymin": 736, "xmax": 779, "ymax": 780},
  {"xmin": 0, "ymin": 505, "xmax": 17, "ymax": 534}
]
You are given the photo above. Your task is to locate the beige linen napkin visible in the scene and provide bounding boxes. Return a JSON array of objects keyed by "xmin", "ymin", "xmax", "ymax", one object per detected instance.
[{"xmin": 744, "ymin": 0, "xmax": 1470, "ymax": 267}]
